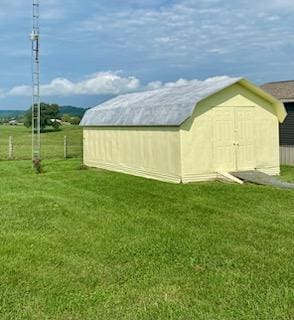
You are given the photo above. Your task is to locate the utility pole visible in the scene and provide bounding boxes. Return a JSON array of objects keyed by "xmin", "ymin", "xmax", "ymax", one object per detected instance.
[{"xmin": 31, "ymin": 0, "xmax": 41, "ymax": 163}]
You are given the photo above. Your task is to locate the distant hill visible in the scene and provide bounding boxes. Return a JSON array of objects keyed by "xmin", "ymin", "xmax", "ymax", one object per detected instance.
[
  {"xmin": 0, "ymin": 106, "xmax": 87, "ymax": 119},
  {"xmin": 59, "ymin": 106, "xmax": 87, "ymax": 117}
]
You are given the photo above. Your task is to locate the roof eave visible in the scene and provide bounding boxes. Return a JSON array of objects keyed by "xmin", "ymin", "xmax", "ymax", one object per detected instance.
[
  {"xmin": 80, "ymin": 123, "xmax": 181, "ymax": 128},
  {"xmin": 239, "ymin": 78, "xmax": 287, "ymax": 123}
]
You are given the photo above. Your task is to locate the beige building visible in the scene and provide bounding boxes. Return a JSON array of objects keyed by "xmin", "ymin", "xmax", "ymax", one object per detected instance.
[{"xmin": 80, "ymin": 77, "xmax": 286, "ymax": 183}]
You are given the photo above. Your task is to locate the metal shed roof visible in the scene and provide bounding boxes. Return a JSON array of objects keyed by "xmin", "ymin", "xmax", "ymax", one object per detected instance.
[{"xmin": 80, "ymin": 77, "xmax": 286, "ymax": 126}]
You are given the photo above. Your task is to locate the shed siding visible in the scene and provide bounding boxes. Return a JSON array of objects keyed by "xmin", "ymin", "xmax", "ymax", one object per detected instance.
[
  {"xmin": 280, "ymin": 103, "xmax": 294, "ymax": 145},
  {"xmin": 180, "ymin": 84, "xmax": 280, "ymax": 182},
  {"xmin": 83, "ymin": 127, "xmax": 181, "ymax": 183}
]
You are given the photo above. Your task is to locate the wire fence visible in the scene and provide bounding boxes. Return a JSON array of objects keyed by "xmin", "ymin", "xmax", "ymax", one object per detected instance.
[
  {"xmin": 0, "ymin": 126, "xmax": 83, "ymax": 161},
  {"xmin": 0, "ymin": 135, "xmax": 82, "ymax": 160}
]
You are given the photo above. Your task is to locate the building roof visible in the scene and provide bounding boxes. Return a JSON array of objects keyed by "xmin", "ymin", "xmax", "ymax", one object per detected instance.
[
  {"xmin": 261, "ymin": 80, "xmax": 294, "ymax": 102},
  {"xmin": 80, "ymin": 77, "xmax": 286, "ymax": 127}
]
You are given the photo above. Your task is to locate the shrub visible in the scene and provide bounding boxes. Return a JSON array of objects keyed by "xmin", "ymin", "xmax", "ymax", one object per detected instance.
[{"xmin": 33, "ymin": 159, "xmax": 43, "ymax": 174}]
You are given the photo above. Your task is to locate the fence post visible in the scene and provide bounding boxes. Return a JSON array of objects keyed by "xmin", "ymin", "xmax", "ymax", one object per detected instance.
[
  {"xmin": 64, "ymin": 135, "xmax": 68, "ymax": 158},
  {"xmin": 8, "ymin": 136, "xmax": 14, "ymax": 160}
]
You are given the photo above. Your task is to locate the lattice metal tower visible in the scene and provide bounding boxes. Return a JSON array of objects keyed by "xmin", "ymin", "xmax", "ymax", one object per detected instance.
[{"xmin": 31, "ymin": 0, "xmax": 41, "ymax": 161}]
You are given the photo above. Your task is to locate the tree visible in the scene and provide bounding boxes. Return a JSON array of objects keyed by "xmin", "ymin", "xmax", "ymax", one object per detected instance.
[
  {"xmin": 61, "ymin": 114, "xmax": 71, "ymax": 123},
  {"xmin": 25, "ymin": 103, "xmax": 61, "ymax": 131},
  {"xmin": 69, "ymin": 116, "xmax": 81, "ymax": 125}
]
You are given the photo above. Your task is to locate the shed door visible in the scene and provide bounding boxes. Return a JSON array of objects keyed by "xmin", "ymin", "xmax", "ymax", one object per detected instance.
[
  {"xmin": 213, "ymin": 107, "xmax": 255, "ymax": 172},
  {"xmin": 213, "ymin": 108, "xmax": 236, "ymax": 171},
  {"xmin": 235, "ymin": 107, "xmax": 255, "ymax": 171}
]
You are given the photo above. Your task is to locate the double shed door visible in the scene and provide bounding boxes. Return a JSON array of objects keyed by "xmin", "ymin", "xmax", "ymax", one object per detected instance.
[{"xmin": 213, "ymin": 106, "xmax": 255, "ymax": 172}]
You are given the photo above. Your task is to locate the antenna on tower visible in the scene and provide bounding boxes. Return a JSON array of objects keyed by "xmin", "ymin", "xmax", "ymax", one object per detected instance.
[{"xmin": 31, "ymin": 0, "xmax": 41, "ymax": 164}]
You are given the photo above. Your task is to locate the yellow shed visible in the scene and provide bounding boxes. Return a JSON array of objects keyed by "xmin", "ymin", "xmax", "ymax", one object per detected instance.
[{"xmin": 80, "ymin": 77, "xmax": 286, "ymax": 183}]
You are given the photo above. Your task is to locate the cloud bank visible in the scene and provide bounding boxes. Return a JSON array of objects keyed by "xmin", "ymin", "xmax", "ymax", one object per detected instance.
[
  {"xmin": 7, "ymin": 72, "xmax": 140, "ymax": 97},
  {"xmin": 3, "ymin": 72, "xmax": 231, "ymax": 98}
]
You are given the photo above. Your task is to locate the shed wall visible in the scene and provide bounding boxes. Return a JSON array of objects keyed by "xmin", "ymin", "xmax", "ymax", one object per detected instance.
[
  {"xmin": 83, "ymin": 127, "xmax": 181, "ymax": 183},
  {"xmin": 180, "ymin": 84, "xmax": 280, "ymax": 183}
]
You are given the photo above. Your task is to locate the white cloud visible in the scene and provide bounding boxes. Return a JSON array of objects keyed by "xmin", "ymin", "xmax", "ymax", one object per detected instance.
[
  {"xmin": 5, "ymin": 72, "xmax": 231, "ymax": 98},
  {"xmin": 1, "ymin": 0, "xmax": 293, "ymax": 102},
  {"xmin": 0, "ymin": 0, "xmax": 68, "ymax": 19},
  {"xmin": 7, "ymin": 72, "xmax": 141, "ymax": 97},
  {"xmin": 271, "ymin": 0, "xmax": 294, "ymax": 8},
  {"xmin": 253, "ymin": 0, "xmax": 294, "ymax": 11},
  {"xmin": 79, "ymin": 0, "xmax": 293, "ymax": 67}
]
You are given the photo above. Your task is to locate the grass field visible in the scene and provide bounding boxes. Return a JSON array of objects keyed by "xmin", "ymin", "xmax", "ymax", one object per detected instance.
[
  {"xmin": 0, "ymin": 125, "xmax": 82, "ymax": 160},
  {"xmin": 0, "ymin": 154, "xmax": 293, "ymax": 319}
]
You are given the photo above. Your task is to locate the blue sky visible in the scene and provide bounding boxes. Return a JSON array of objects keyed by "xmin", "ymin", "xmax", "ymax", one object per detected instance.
[{"xmin": 0, "ymin": 0, "xmax": 294, "ymax": 109}]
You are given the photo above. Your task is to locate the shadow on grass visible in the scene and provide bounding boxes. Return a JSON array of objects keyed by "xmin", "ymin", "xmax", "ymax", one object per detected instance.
[{"xmin": 39, "ymin": 128, "xmax": 63, "ymax": 134}]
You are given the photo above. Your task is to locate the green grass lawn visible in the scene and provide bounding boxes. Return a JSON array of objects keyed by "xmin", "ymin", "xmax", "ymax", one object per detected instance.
[
  {"xmin": 0, "ymin": 125, "xmax": 82, "ymax": 160},
  {"xmin": 0, "ymin": 158, "xmax": 293, "ymax": 319}
]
